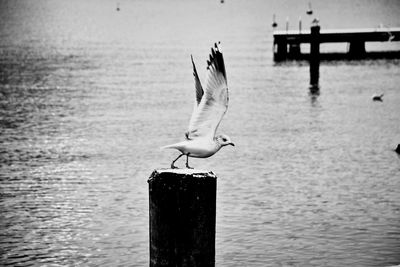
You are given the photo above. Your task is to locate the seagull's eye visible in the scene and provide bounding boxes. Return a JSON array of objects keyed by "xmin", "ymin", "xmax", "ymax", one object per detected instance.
[{"xmin": 222, "ymin": 138, "xmax": 227, "ymax": 142}]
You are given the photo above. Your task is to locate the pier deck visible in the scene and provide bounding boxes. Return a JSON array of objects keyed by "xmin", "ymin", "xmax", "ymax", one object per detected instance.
[{"xmin": 273, "ymin": 27, "xmax": 400, "ymax": 61}]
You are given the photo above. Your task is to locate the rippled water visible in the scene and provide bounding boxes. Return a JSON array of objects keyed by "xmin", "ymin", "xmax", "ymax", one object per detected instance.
[{"xmin": 1, "ymin": 0, "xmax": 400, "ymax": 266}]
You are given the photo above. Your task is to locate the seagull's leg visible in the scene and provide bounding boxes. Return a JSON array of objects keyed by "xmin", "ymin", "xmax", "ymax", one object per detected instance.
[
  {"xmin": 171, "ymin": 153, "xmax": 184, "ymax": 169},
  {"xmin": 185, "ymin": 154, "xmax": 193, "ymax": 169}
]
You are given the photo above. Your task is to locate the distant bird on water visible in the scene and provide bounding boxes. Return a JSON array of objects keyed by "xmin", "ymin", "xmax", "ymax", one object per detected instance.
[
  {"xmin": 162, "ymin": 42, "xmax": 234, "ymax": 169},
  {"xmin": 372, "ymin": 93, "xmax": 384, "ymax": 102}
]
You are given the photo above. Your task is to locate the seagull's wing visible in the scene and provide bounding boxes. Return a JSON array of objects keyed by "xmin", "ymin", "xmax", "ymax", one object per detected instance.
[
  {"xmin": 185, "ymin": 56, "xmax": 204, "ymax": 140},
  {"xmin": 191, "ymin": 55, "xmax": 204, "ymax": 105},
  {"xmin": 186, "ymin": 42, "xmax": 228, "ymax": 139}
]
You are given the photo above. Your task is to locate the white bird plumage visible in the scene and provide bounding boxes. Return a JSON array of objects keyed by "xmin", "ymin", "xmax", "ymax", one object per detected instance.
[{"xmin": 162, "ymin": 42, "xmax": 234, "ymax": 169}]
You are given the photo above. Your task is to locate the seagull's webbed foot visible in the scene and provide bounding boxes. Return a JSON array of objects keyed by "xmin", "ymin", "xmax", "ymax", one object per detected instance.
[
  {"xmin": 186, "ymin": 164, "xmax": 193, "ymax": 169},
  {"xmin": 171, "ymin": 163, "xmax": 179, "ymax": 169}
]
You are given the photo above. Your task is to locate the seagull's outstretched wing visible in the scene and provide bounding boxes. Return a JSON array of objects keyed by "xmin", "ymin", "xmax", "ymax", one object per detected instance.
[
  {"xmin": 191, "ymin": 55, "xmax": 203, "ymax": 105},
  {"xmin": 185, "ymin": 56, "xmax": 204, "ymax": 140},
  {"xmin": 186, "ymin": 42, "xmax": 228, "ymax": 139}
]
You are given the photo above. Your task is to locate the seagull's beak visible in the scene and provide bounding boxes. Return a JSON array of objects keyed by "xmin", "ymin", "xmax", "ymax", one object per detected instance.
[{"xmin": 229, "ymin": 142, "xmax": 235, "ymax": 146}]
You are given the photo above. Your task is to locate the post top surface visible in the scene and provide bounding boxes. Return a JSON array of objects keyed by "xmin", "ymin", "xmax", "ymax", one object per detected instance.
[
  {"xmin": 155, "ymin": 168, "xmax": 215, "ymax": 175},
  {"xmin": 149, "ymin": 169, "xmax": 217, "ymax": 183}
]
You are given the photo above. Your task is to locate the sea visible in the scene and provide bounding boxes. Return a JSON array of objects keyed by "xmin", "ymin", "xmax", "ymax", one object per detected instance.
[{"xmin": 1, "ymin": 0, "xmax": 400, "ymax": 266}]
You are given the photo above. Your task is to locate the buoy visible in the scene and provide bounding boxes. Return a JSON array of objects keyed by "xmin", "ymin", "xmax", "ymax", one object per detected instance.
[
  {"xmin": 307, "ymin": 2, "xmax": 313, "ymax": 15},
  {"xmin": 272, "ymin": 14, "xmax": 277, "ymax": 28}
]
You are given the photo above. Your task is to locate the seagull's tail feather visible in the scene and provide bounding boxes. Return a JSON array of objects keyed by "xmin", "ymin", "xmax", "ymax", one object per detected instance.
[
  {"xmin": 160, "ymin": 142, "xmax": 182, "ymax": 150},
  {"xmin": 160, "ymin": 144, "xmax": 175, "ymax": 150}
]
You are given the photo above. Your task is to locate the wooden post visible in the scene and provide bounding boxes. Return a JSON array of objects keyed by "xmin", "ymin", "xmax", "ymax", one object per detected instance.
[
  {"xmin": 286, "ymin": 17, "xmax": 289, "ymax": 32},
  {"xmin": 299, "ymin": 16, "xmax": 302, "ymax": 33},
  {"xmin": 274, "ymin": 38, "xmax": 288, "ymax": 61},
  {"xmin": 148, "ymin": 169, "xmax": 217, "ymax": 267},
  {"xmin": 348, "ymin": 40, "xmax": 366, "ymax": 58},
  {"xmin": 309, "ymin": 24, "xmax": 320, "ymax": 93},
  {"xmin": 289, "ymin": 43, "xmax": 301, "ymax": 57}
]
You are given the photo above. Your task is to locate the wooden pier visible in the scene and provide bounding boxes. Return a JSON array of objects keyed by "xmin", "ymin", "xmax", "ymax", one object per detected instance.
[{"xmin": 273, "ymin": 27, "xmax": 400, "ymax": 61}]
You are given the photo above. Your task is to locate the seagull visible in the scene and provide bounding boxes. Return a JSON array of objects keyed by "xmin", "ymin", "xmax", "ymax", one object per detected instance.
[
  {"xmin": 162, "ymin": 42, "xmax": 234, "ymax": 169},
  {"xmin": 372, "ymin": 93, "xmax": 384, "ymax": 102},
  {"xmin": 311, "ymin": 18, "xmax": 319, "ymax": 26}
]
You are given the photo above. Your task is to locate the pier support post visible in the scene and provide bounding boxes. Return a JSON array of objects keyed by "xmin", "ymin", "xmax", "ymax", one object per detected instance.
[
  {"xmin": 348, "ymin": 40, "xmax": 366, "ymax": 58},
  {"xmin": 309, "ymin": 24, "xmax": 320, "ymax": 93},
  {"xmin": 289, "ymin": 43, "xmax": 301, "ymax": 58},
  {"xmin": 148, "ymin": 169, "xmax": 217, "ymax": 267},
  {"xmin": 274, "ymin": 39, "xmax": 288, "ymax": 61}
]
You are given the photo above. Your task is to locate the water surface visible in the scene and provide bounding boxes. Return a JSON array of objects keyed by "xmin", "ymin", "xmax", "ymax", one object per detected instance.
[{"xmin": 1, "ymin": 0, "xmax": 400, "ymax": 266}]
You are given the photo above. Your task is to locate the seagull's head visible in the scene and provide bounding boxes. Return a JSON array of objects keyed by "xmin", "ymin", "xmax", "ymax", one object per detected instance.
[{"xmin": 216, "ymin": 134, "xmax": 235, "ymax": 147}]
